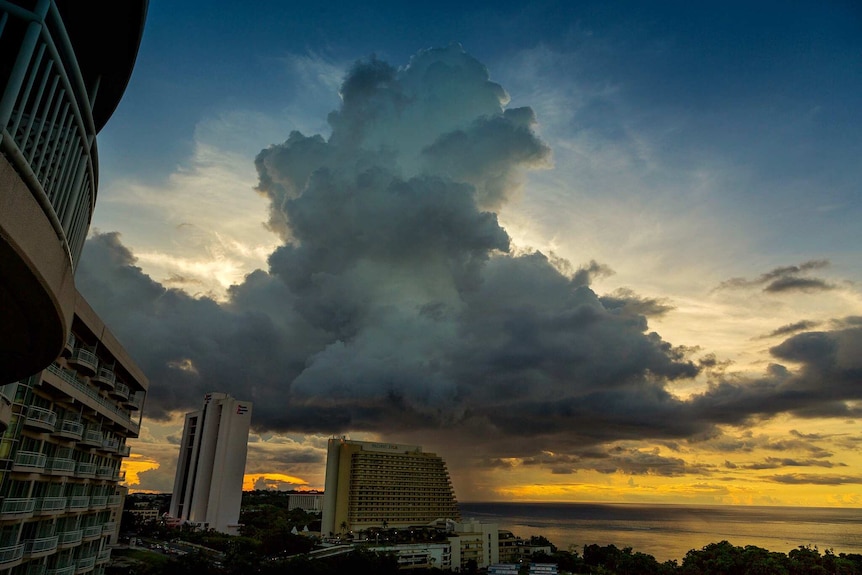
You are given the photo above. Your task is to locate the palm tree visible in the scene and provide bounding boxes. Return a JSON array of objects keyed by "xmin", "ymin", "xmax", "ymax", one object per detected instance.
[{"xmin": 339, "ymin": 520, "xmax": 348, "ymax": 535}]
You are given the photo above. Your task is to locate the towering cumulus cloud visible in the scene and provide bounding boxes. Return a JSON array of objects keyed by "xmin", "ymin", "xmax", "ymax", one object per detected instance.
[{"xmin": 77, "ymin": 45, "xmax": 862, "ymax": 474}]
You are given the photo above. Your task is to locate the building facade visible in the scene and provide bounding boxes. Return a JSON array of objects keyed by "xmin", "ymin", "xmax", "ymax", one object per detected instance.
[
  {"xmin": 286, "ymin": 491, "xmax": 323, "ymax": 514},
  {"xmin": 0, "ymin": 0, "xmax": 147, "ymax": 385},
  {"xmin": 169, "ymin": 393, "xmax": 252, "ymax": 535},
  {"xmin": 321, "ymin": 438, "xmax": 460, "ymax": 536},
  {"xmin": 0, "ymin": 295, "xmax": 148, "ymax": 575}
]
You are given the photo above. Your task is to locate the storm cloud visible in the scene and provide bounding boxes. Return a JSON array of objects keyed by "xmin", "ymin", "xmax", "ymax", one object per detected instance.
[{"xmin": 78, "ymin": 45, "xmax": 861, "ymax": 477}]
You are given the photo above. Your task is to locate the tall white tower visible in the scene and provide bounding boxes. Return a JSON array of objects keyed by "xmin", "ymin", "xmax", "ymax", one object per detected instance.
[{"xmin": 170, "ymin": 392, "xmax": 252, "ymax": 534}]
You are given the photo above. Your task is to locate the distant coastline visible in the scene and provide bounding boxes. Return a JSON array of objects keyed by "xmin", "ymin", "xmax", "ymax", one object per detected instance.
[{"xmin": 459, "ymin": 501, "xmax": 862, "ymax": 562}]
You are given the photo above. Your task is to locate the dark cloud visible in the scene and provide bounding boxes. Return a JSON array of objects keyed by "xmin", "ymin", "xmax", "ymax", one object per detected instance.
[
  {"xmin": 716, "ymin": 260, "xmax": 834, "ymax": 294},
  {"xmin": 77, "ymin": 46, "xmax": 862, "ymax": 477},
  {"xmin": 599, "ymin": 287, "xmax": 674, "ymax": 318},
  {"xmin": 768, "ymin": 474, "xmax": 862, "ymax": 485},
  {"xmin": 743, "ymin": 457, "xmax": 845, "ymax": 470},
  {"xmin": 761, "ymin": 320, "xmax": 821, "ymax": 339},
  {"xmin": 252, "ymin": 476, "xmax": 309, "ymax": 491},
  {"xmin": 763, "ymin": 276, "xmax": 834, "ymax": 293}
]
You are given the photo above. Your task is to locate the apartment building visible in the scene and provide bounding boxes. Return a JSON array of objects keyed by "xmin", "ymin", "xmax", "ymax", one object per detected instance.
[
  {"xmin": 169, "ymin": 393, "xmax": 252, "ymax": 535},
  {"xmin": 0, "ymin": 0, "xmax": 147, "ymax": 386},
  {"xmin": 0, "ymin": 295, "xmax": 148, "ymax": 575},
  {"xmin": 449, "ymin": 519, "xmax": 500, "ymax": 571},
  {"xmin": 321, "ymin": 438, "xmax": 461, "ymax": 536}
]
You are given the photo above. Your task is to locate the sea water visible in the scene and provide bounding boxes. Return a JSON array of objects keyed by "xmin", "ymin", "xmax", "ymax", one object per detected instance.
[{"xmin": 459, "ymin": 502, "xmax": 862, "ymax": 563}]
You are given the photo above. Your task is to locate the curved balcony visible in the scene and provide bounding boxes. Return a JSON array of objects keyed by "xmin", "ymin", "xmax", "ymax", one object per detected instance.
[
  {"xmin": 75, "ymin": 462, "xmax": 96, "ymax": 478},
  {"xmin": 102, "ymin": 522, "xmax": 116, "ymax": 535},
  {"xmin": 0, "ymin": 0, "xmax": 148, "ymax": 384},
  {"xmin": 0, "ymin": 497, "xmax": 36, "ymax": 519},
  {"xmin": 67, "ymin": 347, "xmax": 97, "ymax": 376},
  {"xmin": 124, "ymin": 392, "xmax": 143, "ymax": 411},
  {"xmin": 80, "ymin": 428, "xmax": 103, "ymax": 448},
  {"xmin": 100, "ymin": 437, "xmax": 119, "ymax": 453},
  {"xmin": 23, "ymin": 536, "xmax": 59, "ymax": 558},
  {"xmin": 46, "ymin": 457, "xmax": 76, "ymax": 476},
  {"xmin": 90, "ymin": 366, "xmax": 115, "ymax": 390},
  {"xmin": 57, "ymin": 529, "xmax": 82, "ymax": 549},
  {"xmin": 27, "ymin": 562, "xmax": 47, "ymax": 575},
  {"xmin": 108, "ymin": 381, "xmax": 128, "ymax": 401},
  {"xmin": 0, "ymin": 543, "xmax": 25, "ymax": 567},
  {"xmin": 25, "ymin": 405, "xmax": 58, "ymax": 431},
  {"xmin": 95, "ymin": 466, "xmax": 113, "ymax": 480},
  {"xmin": 35, "ymin": 496, "xmax": 68, "ymax": 515},
  {"xmin": 89, "ymin": 495, "xmax": 108, "ymax": 509},
  {"xmin": 95, "ymin": 550, "xmax": 110, "ymax": 565},
  {"xmin": 81, "ymin": 525, "xmax": 101, "ymax": 541},
  {"xmin": 66, "ymin": 495, "xmax": 89, "ymax": 511},
  {"xmin": 46, "ymin": 565, "xmax": 75, "ymax": 575},
  {"xmin": 75, "ymin": 555, "xmax": 96, "ymax": 574},
  {"xmin": 118, "ymin": 444, "xmax": 131, "ymax": 457},
  {"xmin": 54, "ymin": 418, "xmax": 84, "ymax": 440},
  {"xmin": 13, "ymin": 450, "xmax": 47, "ymax": 472},
  {"xmin": 107, "ymin": 494, "xmax": 123, "ymax": 507}
]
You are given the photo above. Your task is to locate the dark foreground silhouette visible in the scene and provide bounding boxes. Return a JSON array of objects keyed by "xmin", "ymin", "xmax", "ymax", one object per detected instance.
[{"xmin": 109, "ymin": 539, "xmax": 862, "ymax": 575}]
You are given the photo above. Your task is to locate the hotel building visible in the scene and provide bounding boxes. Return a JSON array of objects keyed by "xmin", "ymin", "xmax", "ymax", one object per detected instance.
[
  {"xmin": 321, "ymin": 438, "xmax": 460, "ymax": 536},
  {"xmin": 0, "ymin": 295, "xmax": 148, "ymax": 575},
  {"xmin": 169, "ymin": 393, "xmax": 252, "ymax": 535}
]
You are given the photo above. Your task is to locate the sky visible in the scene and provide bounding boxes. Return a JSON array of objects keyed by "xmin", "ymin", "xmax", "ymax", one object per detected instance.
[{"xmin": 79, "ymin": 0, "xmax": 862, "ymax": 506}]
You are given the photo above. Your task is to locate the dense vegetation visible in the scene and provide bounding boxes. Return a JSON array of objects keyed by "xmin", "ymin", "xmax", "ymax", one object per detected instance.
[{"xmin": 116, "ymin": 493, "xmax": 862, "ymax": 574}]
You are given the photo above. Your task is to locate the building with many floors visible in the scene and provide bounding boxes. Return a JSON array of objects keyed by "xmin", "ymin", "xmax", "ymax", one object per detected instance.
[
  {"xmin": 0, "ymin": 0, "xmax": 147, "ymax": 385},
  {"xmin": 169, "ymin": 393, "xmax": 252, "ymax": 535},
  {"xmin": 0, "ymin": 294, "xmax": 148, "ymax": 575},
  {"xmin": 321, "ymin": 438, "xmax": 461, "ymax": 536}
]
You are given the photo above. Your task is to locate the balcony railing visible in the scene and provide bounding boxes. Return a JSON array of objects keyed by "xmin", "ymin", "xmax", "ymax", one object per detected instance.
[
  {"xmin": 13, "ymin": 450, "xmax": 46, "ymax": 471},
  {"xmin": 75, "ymin": 462, "xmax": 96, "ymax": 478},
  {"xmin": 27, "ymin": 562, "xmax": 47, "ymax": 575},
  {"xmin": 54, "ymin": 418, "xmax": 84, "ymax": 440},
  {"xmin": 107, "ymin": 494, "xmax": 123, "ymax": 506},
  {"xmin": 80, "ymin": 428, "xmax": 103, "ymax": 447},
  {"xmin": 35, "ymin": 496, "xmax": 68, "ymax": 514},
  {"xmin": 118, "ymin": 444, "xmax": 131, "ymax": 457},
  {"xmin": 91, "ymin": 366, "xmax": 115, "ymax": 390},
  {"xmin": 95, "ymin": 466, "xmax": 113, "ymax": 479},
  {"xmin": 46, "ymin": 457, "xmax": 76, "ymax": 475},
  {"xmin": 95, "ymin": 550, "xmax": 110, "ymax": 564},
  {"xmin": 46, "ymin": 565, "xmax": 75, "ymax": 575},
  {"xmin": 81, "ymin": 525, "xmax": 101, "ymax": 540},
  {"xmin": 0, "ymin": 497, "xmax": 36, "ymax": 517},
  {"xmin": 25, "ymin": 405, "xmax": 57, "ymax": 430},
  {"xmin": 101, "ymin": 522, "xmax": 116, "ymax": 534},
  {"xmin": 125, "ymin": 393, "xmax": 144, "ymax": 411},
  {"xmin": 89, "ymin": 495, "xmax": 108, "ymax": 509},
  {"xmin": 66, "ymin": 496, "xmax": 89, "ymax": 510},
  {"xmin": 68, "ymin": 347, "xmax": 98, "ymax": 375},
  {"xmin": 45, "ymin": 364, "xmax": 140, "ymax": 435},
  {"xmin": 0, "ymin": 543, "xmax": 25, "ymax": 565},
  {"xmin": 56, "ymin": 529, "xmax": 82, "ymax": 548},
  {"xmin": 101, "ymin": 437, "xmax": 119, "ymax": 452},
  {"xmin": 113, "ymin": 470, "xmax": 126, "ymax": 482},
  {"xmin": 75, "ymin": 555, "xmax": 96, "ymax": 573},
  {"xmin": 108, "ymin": 382, "xmax": 129, "ymax": 401},
  {"xmin": 23, "ymin": 535, "xmax": 59, "ymax": 556}
]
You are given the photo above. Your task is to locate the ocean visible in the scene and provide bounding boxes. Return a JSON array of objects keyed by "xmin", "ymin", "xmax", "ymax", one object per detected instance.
[{"xmin": 459, "ymin": 502, "xmax": 862, "ymax": 563}]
